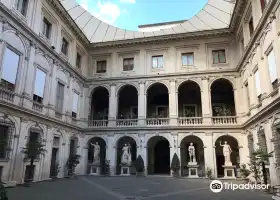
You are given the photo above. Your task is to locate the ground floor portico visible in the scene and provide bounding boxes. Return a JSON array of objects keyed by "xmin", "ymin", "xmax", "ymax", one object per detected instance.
[{"xmin": 81, "ymin": 131, "xmax": 248, "ymax": 179}]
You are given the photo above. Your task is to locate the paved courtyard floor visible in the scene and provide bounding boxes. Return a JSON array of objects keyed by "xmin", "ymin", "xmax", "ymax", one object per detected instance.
[{"xmin": 7, "ymin": 176, "xmax": 272, "ymax": 200}]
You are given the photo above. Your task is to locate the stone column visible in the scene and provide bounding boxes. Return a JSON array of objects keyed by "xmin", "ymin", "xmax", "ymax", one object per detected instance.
[
  {"xmin": 203, "ymin": 133, "xmax": 216, "ymax": 178},
  {"xmin": 65, "ymin": 77, "xmax": 73, "ymax": 123},
  {"xmin": 170, "ymin": 134, "xmax": 180, "ymax": 175},
  {"xmin": 138, "ymin": 134, "xmax": 147, "ymax": 175},
  {"xmin": 138, "ymin": 81, "xmax": 146, "ymax": 126},
  {"xmin": 201, "ymin": 77, "xmax": 211, "ymax": 124},
  {"xmin": 40, "ymin": 127, "xmax": 53, "ymax": 180},
  {"xmin": 22, "ymin": 42, "xmax": 36, "ymax": 110},
  {"xmin": 169, "ymin": 80, "xmax": 178, "ymax": 125},
  {"xmin": 108, "ymin": 84, "xmax": 117, "ymax": 126},
  {"xmin": 107, "ymin": 135, "xmax": 116, "ymax": 175}
]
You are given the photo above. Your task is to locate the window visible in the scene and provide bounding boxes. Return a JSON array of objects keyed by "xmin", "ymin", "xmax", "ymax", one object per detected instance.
[
  {"xmin": 152, "ymin": 55, "xmax": 163, "ymax": 69},
  {"xmin": 16, "ymin": 0, "xmax": 29, "ymax": 16},
  {"xmin": 267, "ymin": 49, "xmax": 278, "ymax": 89},
  {"xmin": 53, "ymin": 136, "xmax": 60, "ymax": 148},
  {"xmin": 254, "ymin": 69, "xmax": 262, "ymax": 98},
  {"xmin": 123, "ymin": 58, "xmax": 134, "ymax": 71},
  {"xmin": 61, "ymin": 38, "xmax": 69, "ymax": 56},
  {"xmin": 212, "ymin": 50, "xmax": 226, "ymax": 64},
  {"xmin": 72, "ymin": 92, "xmax": 79, "ymax": 118},
  {"xmin": 27, "ymin": 132, "xmax": 40, "ymax": 158},
  {"xmin": 76, "ymin": 53, "xmax": 81, "ymax": 69},
  {"xmin": 55, "ymin": 82, "xmax": 64, "ymax": 112},
  {"xmin": 1, "ymin": 47, "xmax": 20, "ymax": 91},
  {"xmin": 182, "ymin": 53, "xmax": 194, "ymax": 66},
  {"xmin": 42, "ymin": 17, "xmax": 52, "ymax": 39},
  {"xmin": 249, "ymin": 17, "xmax": 254, "ymax": 37},
  {"xmin": 69, "ymin": 138, "xmax": 77, "ymax": 156},
  {"xmin": 33, "ymin": 68, "xmax": 46, "ymax": 104},
  {"xmin": 0, "ymin": 126, "xmax": 9, "ymax": 159},
  {"xmin": 96, "ymin": 60, "xmax": 107, "ymax": 73}
]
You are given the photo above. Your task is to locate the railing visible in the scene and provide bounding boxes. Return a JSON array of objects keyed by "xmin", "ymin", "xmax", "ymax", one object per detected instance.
[
  {"xmin": 32, "ymin": 102, "xmax": 43, "ymax": 112},
  {"xmin": 116, "ymin": 119, "xmax": 138, "ymax": 127},
  {"xmin": 178, "ymin": 117, "xmax": 203, "ymax": 125},
  {"xmin": 0, "ymin": 88, "xmax": 14, "ymax": 103},
  {"xmin": 212, "ymin": 116, "xmax": 237, "ymax": 125},
  {"xmin": 273, "ymin": 185, "xmax": 280, "ymax": 199},
  {"xmin": 146, "ymin": 118, "xmax": 169, "ymax": 126},
  {"xmin": 88, "ymin": 120, "xmax": 108, "ymax": 127}
]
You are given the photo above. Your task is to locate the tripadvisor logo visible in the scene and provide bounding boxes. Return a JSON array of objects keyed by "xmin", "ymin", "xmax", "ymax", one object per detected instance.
[{"xmin": 210, "ymin": 180, "xmax": 223, "ymax": 193}]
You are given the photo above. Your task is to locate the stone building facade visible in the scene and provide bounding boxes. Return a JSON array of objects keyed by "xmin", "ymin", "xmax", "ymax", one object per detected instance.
[{"xmin": 0, "ymin": 0, "xmax": 279, "ymax": 186}]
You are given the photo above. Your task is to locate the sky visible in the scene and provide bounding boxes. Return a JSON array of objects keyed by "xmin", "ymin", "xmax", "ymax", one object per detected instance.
[{"xmin": 76, "ymin": 0, "xmax": 208, "ymax": 31}]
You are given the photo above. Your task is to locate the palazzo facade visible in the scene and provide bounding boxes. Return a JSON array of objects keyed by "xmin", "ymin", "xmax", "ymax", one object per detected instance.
[{"xmin": 0, "ymin": 0, "xmax": 280, "ymax": 186}]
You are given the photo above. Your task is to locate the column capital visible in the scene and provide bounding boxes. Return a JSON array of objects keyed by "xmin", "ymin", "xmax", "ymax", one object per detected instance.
[{"xmin": 110, "ymin": 83, "xmax": 116, "ymax": 87}]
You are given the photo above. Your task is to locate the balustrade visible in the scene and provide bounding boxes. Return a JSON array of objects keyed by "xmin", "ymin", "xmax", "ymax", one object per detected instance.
[
  {"xmin": 146, "ymin": 118, "xmax": 169, "ymax": 126},
  {"xmin": 178, "ymin": 117, "xmax": 203, "ymax": 125},
  {"xmin": 212, "ymin": 116, "xmax": 237, "ymax": 125},
  {"xmin": 88, "ymin": 120, "xmax": 108, "ymax": 127},
  {"xmin": 32, "ymin": 102, "xmax": 43, "ymax": 112},
  {"xmin": 0, "ymin": 88, "xmax": 14, "ymax": 103},
  {"xmin": 116, "ymin": 119, "xmax": 138, "ymax": 127}
]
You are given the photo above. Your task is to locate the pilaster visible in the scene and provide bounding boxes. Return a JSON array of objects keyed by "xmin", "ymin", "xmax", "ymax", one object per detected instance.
[
  {"xmin": 169, "ymin": 80, "xmax": 178, "ymax": 125},
  {"xmin": 203, "ymin": 133, "xmax": 216, "ymax": 178},
  {"xmin": 108, "ymin": 84, "xmax": 117, "ymax": 127},
  {"xmin": 138, "ymin": 81, "xmax": 146, "ymax": 126},
  {"xmin": 201, "ymin": 77, "xmax": 211, "ymax": 124}
]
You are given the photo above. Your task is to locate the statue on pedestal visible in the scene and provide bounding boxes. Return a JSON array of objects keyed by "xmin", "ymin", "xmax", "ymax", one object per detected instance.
[
  {"xmin": 90, "ymin": 142, "xmax": 100, "ymax": 165},
  {"xmin": 220, "ymin": 141, "xmax": 232, "ymax": 166},
  {"xmin": 121, "ymin": 144, "xmax": 131, "ymax": 166},
  {"xmin": 188, "ymin": 143, "xmax": 197, "ymax": 165}
]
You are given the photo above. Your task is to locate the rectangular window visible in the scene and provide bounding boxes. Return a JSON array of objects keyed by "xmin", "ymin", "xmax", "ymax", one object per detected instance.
[
  {"xmin": 16, "ymin": 0, "xmax": 29, "ymax": 16},
  {"xmin": 123, "ymin": 58, "xmax": 134, "ymax": 71},
  {"xmin": 76, "ymin": 53, "xmax": 81, "ymax": 69},
  {"xmin": 152, "ymin": 55, "xmax": 163, "ymax": 69},
  {"xmin": 0, "ymin": 126, "xmax": 8, "ymax": 159},
  {"xmin": 69, "ymin": 139, "xmax": 77, "ymax": 155},
  {"xmin": 96, "ymin": 60, "xmax": 107, "ymax": 73},
  {"xmin": 249, "ymin": 17, "xmax": 254, "ymax": 37},
  {"xmin": 182, "ymin": 53, "xmax": 194, "ymax": 66},
  {"xmin": 42, "ymin": 17, "xmax": 52, "ymax": 39},
  {"xmin": 53, "ymin": 136, "xmax": 60, "ymax": 148},
  {"xmin": 212, "ymin": 50, "xmax": 226, "ymax": 64},
  {"xmin": 55, "ymin": 82, "xmax": 64, "ymax": 112},
  {"xmin": 61, "ymin": 38, "xmax": 69, "ymax": 56},
  {"xmin": 254, "ymin": 69, "xmax": 262, "ymax": 97},
  {"xmin": 1, "ymin": 47, "xmax": 20, "ymax": 91},
  {"xmin": 28, "ymin": 132, "xmax": 39, "ymax": 158},
  {"xmin": 72, "ymin": 92, "xmax": 79, "ymax": 118},
  {"xmin": 33, "ymin": 68, "xmax": 46, "ymax": 104},
  {"xmin": 267, "ymin": 49, "xmax": 278, "ymax": 89}
]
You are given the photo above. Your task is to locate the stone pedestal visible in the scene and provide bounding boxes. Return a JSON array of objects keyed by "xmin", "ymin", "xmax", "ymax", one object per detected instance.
[
  {"xmin": 187, "ymin": 165, "xmax": 199, "ymax": 178},
  {"xmin": 222, "ymin": 165, "xmax": 236, "ymax": 179},
  {"xmin": 89, "ymin": 165, "xmax": 101, "ymax": 176},
  {"xmin": 121, "ymin": 166, "xmax": 130, "ymax": 176}
]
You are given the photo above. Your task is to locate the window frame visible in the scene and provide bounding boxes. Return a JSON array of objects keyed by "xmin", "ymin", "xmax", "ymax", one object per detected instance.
[
  {"xmin": 33, "ymin": 66, "xmax": 47, "ymax": 104},
  {"xmin": 212, "ymin": 49, "xmax": 226, "ymax": 64},
  {"xmin": 152, "ymin": 55, "xmax": 164, "ymax": 69},
  {"xmin": 123, "ymin": 58, "xmax": 134, "ymax": 71},
  {"xmin": 55, "ymin": 81, "xmax": 65, "ymax": 113},
  {"xmin": 72, "ymin": 91, "xmax": 79, "ymax": 118},
  {"xmin": 16, "ymin": 0, "xmax": 29, "ymax": 17},
  {"xmin": 181, "ymin": 52, "xmax": 194, "ymax": 66},
  {"xmin": 61, "ymin": 37, "xmax": 69, "ymax": 56},
  {"xmin": 76, "ymin": 52, "xmax": 82, "ymax": 69},
  {"xmin": 96, "ymin": 60, "xmax": 107, "ymax": 74},
  {"xmin": 42, "ymin": 17, "xmax": 52, "ymax": 40}
]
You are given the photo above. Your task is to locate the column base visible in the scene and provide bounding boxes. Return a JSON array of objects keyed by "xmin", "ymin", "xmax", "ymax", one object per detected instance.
[{"xmin": 187, "ymin": 165, "xmax": 199, "ymax": 178}]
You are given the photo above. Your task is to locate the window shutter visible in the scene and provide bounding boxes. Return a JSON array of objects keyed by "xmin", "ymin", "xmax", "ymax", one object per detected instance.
[
  {"xmin": 268, "ymin": 50, "xmax": 278, "ymax": 83},
  {"xmin": 255, "ymin": 70, "xmax": 262, "ymax": 96},
  {"xmin": 34, "ymin": 69, "xmax": 46, "ymax": 97},
  {"xmin": 2, "ymin": 48, "xmax": 20, "ymax": 84}
]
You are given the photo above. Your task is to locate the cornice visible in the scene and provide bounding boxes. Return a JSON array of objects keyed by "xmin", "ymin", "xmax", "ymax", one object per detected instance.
[
  {"xmin": 89, "ymin": 29, "xmax": 233, "ymax": 49},
  {"xmin": 0, "ymin": 2, "xmax": 88, "ymax": 87}
]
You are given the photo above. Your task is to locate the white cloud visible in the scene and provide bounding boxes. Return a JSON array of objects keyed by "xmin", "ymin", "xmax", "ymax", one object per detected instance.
[
  {"xmin": 92, "ymin": 1, "xmax": 121, "ymax": 25},
  {"xmin": 80, "ymin": 3, "xmax": 88, "ymax": 10},
  {"xmin": 120, "ymin": 0, "xmax": 136, "ymax": 4}
]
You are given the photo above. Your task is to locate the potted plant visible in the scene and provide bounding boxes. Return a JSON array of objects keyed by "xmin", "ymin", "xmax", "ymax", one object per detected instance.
[
  {"xmin": 0, "ymin": 182, "xmax": 8, "ymax": 200},
  {"xmin": 205, "ymin": 167, "xmax": 213, "ymax": 180},
  {"xmin": 134, "ymin": 155, "xmax": 145, "ymax": 177},
  {"xmin": 171, "ymin": 153, "xmax": 180, "ymax": 177},
  {"xmin": 67, "ymin": 154, "xmax": 81, "ymax": 178},
  {"xmin": 21, "ymin": 139, "xmax": 46, "ymax": 186}
]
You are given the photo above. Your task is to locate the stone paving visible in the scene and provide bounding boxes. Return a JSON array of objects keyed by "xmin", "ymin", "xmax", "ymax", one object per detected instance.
[{"xmin": 7, "ymin": 176, "xmax": 272, "ymax": 200}]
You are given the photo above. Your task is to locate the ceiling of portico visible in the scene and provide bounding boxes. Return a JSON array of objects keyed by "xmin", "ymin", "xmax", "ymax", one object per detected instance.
[{"xmin": 59, "ymin": 0, "xmax": 236, "ymax": 43}]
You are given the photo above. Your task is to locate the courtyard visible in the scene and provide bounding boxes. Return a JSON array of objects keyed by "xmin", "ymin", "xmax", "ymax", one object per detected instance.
[{"xmin": 7, "ymin": 176, "xmax": 272, "ymax": 200}]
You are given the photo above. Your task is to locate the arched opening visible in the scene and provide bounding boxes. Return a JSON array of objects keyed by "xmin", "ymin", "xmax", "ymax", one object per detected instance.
[
  {"xmin": 117, "ymin": 85, "xmax": 138, "ymax": 121},
  {"xmin": 178, "ymin": 81, "xmax": 202, "ymax": 123},
  {"xmin": 215, "ymin": 135, "xmax": 239, "ymax": 177},
  {"xmin": 147, "ymin": 83, "xmax": 169, "ymax": 121},
  {"xmin": 180, "ymin": 135, "xmax": 204, "ymax": 177},
  {"xmin": 147, "ymin": 136, "xmax": 170, "ymax": 174},
  {"xmin": 87, "ymin": 137, "xmax": 106, "ymax": 174},
  {"xmin": 211, "ymin": 79, "xmax": 236, "ymax": 116},
  {"xmin": 116, "ymin": 136, "xmax": 137, "ymax": 175},
  {"xmin": 90, "ymin": 87, "xmax": 109, "ymax": 121}
]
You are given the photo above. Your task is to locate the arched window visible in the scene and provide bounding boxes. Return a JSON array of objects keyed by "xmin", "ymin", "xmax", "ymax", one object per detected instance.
[{"xmin": 0, "ymin": 117, "xmax": 14, "ymax": 159}]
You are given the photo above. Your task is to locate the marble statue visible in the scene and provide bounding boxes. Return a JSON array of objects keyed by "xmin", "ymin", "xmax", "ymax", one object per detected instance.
[
  {"xmin": 121, "ymin": 144, "xmax": 131, "ymax": 166},
  {"xmin": 220, "ymin": 141, "xmax": 232, "ymax": 166},
  {"xmin": 188, "ymin": 143, "xmax": 197, "ymax": 165},
  {"xmin": 90, "ymin": 142, "xmax": 100, "ymax": 164}
]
